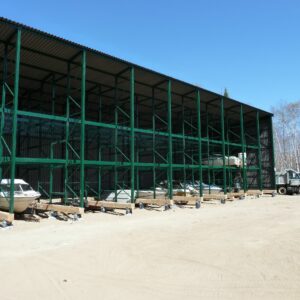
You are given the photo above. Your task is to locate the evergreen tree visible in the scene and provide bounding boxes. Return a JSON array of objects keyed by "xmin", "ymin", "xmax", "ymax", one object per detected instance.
[{"xmin": 224, "ymin": 88, "xmax": 229, "ymax": 98}]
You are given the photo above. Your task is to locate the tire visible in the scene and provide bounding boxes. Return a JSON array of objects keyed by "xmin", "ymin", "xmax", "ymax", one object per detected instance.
[{"xmin": 278, "ymin": 186, "xmax": 287, "ymax": 195}]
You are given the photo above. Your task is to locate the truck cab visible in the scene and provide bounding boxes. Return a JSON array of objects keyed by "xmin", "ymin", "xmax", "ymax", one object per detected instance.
[{"xmin": 276, "ymin": 169, "xmax": 300, "ymax": 195}]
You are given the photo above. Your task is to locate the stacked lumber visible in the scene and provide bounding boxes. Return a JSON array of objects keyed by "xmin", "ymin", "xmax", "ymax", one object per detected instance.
[
  {"xmin": 173, "ymin": 196, "xmax": 199, "ymax": 205},
  {"xmin": 227, "ymin": 192, "xmax": 246, "ymax": 201},
  {"xmin": 36, "ymin": 203, "xmax": 84, "ymax": 215},
  {"xmin": 136, "ymin": 198, "xmax": 173, "ymax": 208},
  {"xmin": 246, "ymin": 190, "xmax": 263, "ymax": 197},
  {"xmin": 203, "ymin": 194, "xmax": 227, "ymax": 201},
  {"xmin": 262, "ymin": 190, "xmax": 276, "ymax": 197},
  {"xmin": 87, "ymin": 200, "xmax": 134, "ymax": 214}
]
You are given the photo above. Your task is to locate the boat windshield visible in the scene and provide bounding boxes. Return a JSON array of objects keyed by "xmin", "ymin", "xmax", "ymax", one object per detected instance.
[
  {"xmin": 0, "ymin": 184, "xmax": 22, "ymax": 193},
  {"xmin": 21, "ymin": 184, "xmax": 33, "ymax": 191}
]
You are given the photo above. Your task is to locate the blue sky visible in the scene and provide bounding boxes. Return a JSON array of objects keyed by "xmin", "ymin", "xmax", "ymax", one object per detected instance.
[{"xmin": 2, "ymin": 0, "xmax": 300, "ymax": 112}]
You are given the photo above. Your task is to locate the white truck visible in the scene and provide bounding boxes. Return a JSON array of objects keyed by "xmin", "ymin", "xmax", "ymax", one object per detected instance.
[{"xmin": 276, "ymin": 169, "xmax": 300, "ymax": 195}]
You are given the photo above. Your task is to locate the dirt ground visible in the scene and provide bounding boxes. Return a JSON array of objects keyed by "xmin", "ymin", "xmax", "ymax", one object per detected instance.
[{"xmin": 0, "ymin": 195, "xmax": 300, "ymax": 300}]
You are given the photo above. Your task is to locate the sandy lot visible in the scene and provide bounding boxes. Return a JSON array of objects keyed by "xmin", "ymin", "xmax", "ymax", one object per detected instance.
[{"xmin": 0, "ymin": 195, "xmax": 300, "ymax": 300}]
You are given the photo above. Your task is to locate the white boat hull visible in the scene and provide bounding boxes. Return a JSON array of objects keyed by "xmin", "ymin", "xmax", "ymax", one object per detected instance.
[{"xmin": 0, "ymin": 196, "xmax": 37, "ymax": 213}]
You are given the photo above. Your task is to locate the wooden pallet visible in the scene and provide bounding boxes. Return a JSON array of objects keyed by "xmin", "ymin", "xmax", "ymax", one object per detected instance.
[
  {"xmin": 203, "ymin": 194, "xmax": 227, "ymax": 201},
  {"xmin": 87, "ymin": 200, "xmax": 134, "ymax": 212},
  {"xmin": 227, "ymin": 192, "xmax": 246, "ymax": 201},
  {"xmin": 246, "ymin": 190, "xmax": 263, "ymax": 196},
  {"xmin": 0, "ymin": 211, "xmax": 14, "ymax": 223},
  {"xmin": 172, "ymin": 196, "xmax": 200, "ymax": 205},
  {"xmin": 36, "ymin": 203, "xmax": 84, "ymax": 215},
  {"xmin": 136, "ymin": 198, "xmax": 173, "ymax": 207},
  {"xmin": 262, "ymin": 190, "xmax": 276, "ymax": 195},
  {"xmin": 228, "ymin": 192, "xmax": 246, "ymax": 197}
]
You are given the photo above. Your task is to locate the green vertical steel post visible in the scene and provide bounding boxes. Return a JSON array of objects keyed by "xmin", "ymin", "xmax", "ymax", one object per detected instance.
[
  {"xmin": 167, "ymin": 80, "xmax": 173, "ymax": 199},
  {"xmin": 0, "ymin": 43, "xmax": 8, "ymax": 180},
  {"xmin": 192, "ymin": 157, "xmax": 195, "ymax": 185},
  {"xmin": 220, "ymin": 97, "xmax": 227, "ymax": 195},
  {"xmin": 37, "ymin": 82, "xmax": 43, "ymax": 183},
  {"xmin": 64, "ymin": 63, "xmax": 71, "ymax": 204},
  {"xmin": 226, "ymin": 118, "xmax": 232, "ymax": 192},
  {"xmin": 269, "ymin": 116, "xmax": 276, "ymax": 189},
  {"xmin": 97, "ymin": 145, "xmax": 102, "ymax": 199},
  {"xmin": 136, "ymin": 151, "xmax": 140, "ymax": 197},
  {"xmin": 152, "ymin": 88, "xmax": 156, "ymax": 198},
  {"xmin": 256, "ymin": 111, "xmax": 263, "ymax": 190},
  {"xmin": 130, "ymin": 67, "xmax": 135, "ymax": 203},
  {"xmin": 49, "ymin": 144, "xmax": 53, "ymax": 203},
  {"xmin": 114, "ymin": 77, "xmax": 118, "ymax": 202},
  {"xmin": 206, "ymin": 107, "xmax": 211, "ymax": 194},
  {"xmin": 9, "ymin": 29, "xmax": 21, "ymax": 213},
  {"xmin": 97, "ymin": 85, "xmax": 102, "ymax": 200},
  {"xmin": 51, "ymin": 73, "xmax": 56, "ymax": 115},
  {"xmin": 196, "ymin": 90, "xmax": 203, "ymax": 197},
  {"xmin": 240, "ymin": 105, "xmax": 247, "ymax": 192},
  {"xmin": 135, "ymin": 96, "xmax": 137, "ymax": 197},
  {"xmin": 79, "ymin": 50, "xmax": 86, "ymax": 207},
  {"xmin": 49, "ymin": 74, "xmax": 56, "ymax": 202},
  {"xmin": 182, "ymin": 97, "xmax": 186, "ymax": 195}
]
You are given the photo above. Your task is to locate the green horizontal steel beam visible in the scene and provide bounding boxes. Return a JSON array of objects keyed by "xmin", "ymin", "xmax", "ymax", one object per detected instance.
[
  {"xmin": 0, "ymin": 106, "xmax": 259, "ymax": 150},
  {"xmin": 0, "ymin": 156, "xmax": 260, "ymax": 172}
]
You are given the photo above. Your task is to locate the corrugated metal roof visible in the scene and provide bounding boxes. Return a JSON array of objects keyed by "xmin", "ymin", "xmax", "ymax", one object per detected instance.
[{"xmin": 0, "ymin": 16, "xmax": 272, "ymax": 118}]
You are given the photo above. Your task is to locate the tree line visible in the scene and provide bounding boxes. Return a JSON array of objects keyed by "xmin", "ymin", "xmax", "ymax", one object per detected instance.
[{"xmin": 272, "ymin": 101, "xmax": 300, "ymax": 172}]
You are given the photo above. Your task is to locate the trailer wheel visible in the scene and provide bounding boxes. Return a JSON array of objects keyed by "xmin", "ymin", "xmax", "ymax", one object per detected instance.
[{"xmin": 278, "ymin": 187, "xmax": 287, "ymax": 195}]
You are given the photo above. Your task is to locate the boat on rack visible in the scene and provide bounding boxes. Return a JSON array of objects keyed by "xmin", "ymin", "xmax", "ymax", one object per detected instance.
[
  {"xmin": 202, "ymin": 153, "xmax": 247, "ymax": 167},
  {"xmin": 180, "ymin": 181, "xmax": 223, "ymax": 194},
  {"xmin": 0, "ymin": 179, "xmax": 41, "ymax": 213}
]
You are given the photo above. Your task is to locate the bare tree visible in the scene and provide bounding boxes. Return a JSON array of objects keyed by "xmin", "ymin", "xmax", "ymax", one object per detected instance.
[{"xmin": 272, "ymin": 100, "xmax": 300, "ymax": 171}]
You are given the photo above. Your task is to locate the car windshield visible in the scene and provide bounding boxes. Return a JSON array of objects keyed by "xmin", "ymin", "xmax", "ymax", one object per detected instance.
[{"xmin": 21, "ymin": 184, "xmax": 33, "ymax": 191}]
